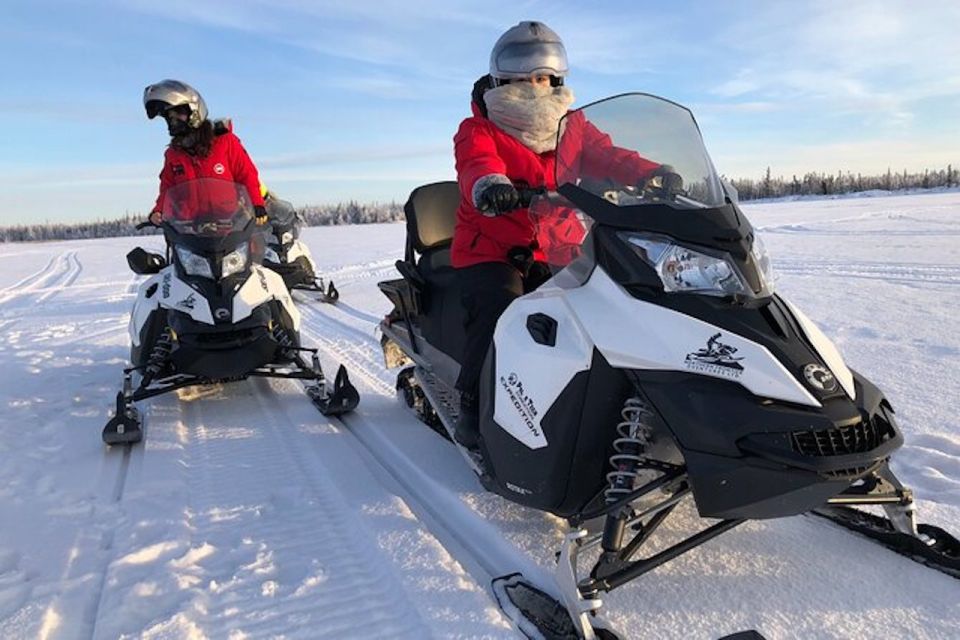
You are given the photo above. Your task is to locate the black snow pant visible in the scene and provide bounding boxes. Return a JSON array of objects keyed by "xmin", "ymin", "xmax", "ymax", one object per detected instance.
[{"xmin": 454, "ymin": 261, "xmax": 550, "ymax": 397}]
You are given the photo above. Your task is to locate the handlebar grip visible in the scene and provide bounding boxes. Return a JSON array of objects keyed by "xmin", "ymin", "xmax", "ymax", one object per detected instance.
[{"xmin": 135, "ymin": 221, "xmax": 154, "ymax": 230}]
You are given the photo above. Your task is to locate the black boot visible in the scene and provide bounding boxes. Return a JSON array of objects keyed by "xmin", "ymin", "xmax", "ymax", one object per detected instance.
[{"xmin": 453, "ymin": 391, "xmax": 480, "ymax": 450}]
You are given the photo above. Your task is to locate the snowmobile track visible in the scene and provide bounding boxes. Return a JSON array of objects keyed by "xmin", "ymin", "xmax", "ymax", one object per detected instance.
[{"xmin": 297, "ymin": 307, "xmax": 580, "ymax": 635}]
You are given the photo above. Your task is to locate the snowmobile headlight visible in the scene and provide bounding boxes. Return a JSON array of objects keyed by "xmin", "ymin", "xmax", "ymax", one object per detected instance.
[
  {"xmin": 620, "ymin": 232, "xmax": 748, "ymax": 297},
  {"xmin": 280, "ymin": 231, "xmax": 294, "ymax": 246},
  {"xmin": 221, "ymin": 243, "xmax": 250, "ymax": 278},
  {"xmin": 175, "ymin": 245, "xmax": 214, "ymax": 279}
]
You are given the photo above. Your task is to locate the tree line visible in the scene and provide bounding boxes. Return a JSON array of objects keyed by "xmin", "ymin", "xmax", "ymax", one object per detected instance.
[
  {"xmin": 2, "ymin": 165, "xmax": 958, "ymax": 242},
  {"xmin": 0, "ymin": 201, "xmax": 404, "ymax": 243},
  {"xmin": 729, "ymin": 164, "xmax": 958, "ymax": 201}
]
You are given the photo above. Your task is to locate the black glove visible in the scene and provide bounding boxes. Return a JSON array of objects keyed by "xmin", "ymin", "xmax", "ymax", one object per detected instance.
[
  {"xmin": 645, "ymin": 165, "xmax": 684, "ymax": 196},
  {"xmin": 660, "ymin": 171, "xmax": 684, "ymax": 194},
  {"xmin": 254, "ymin": 205, "xmax": 269, "ymax": 225},
  {"xmin": 477, "ymin": 183, "xmax": 520, "ymax": 216}
]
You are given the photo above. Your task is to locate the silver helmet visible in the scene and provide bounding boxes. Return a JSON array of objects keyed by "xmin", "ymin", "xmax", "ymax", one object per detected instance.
[
  {"xmin": 143, "ymin": 79, "xmax": 208, "ymax": 129},
  {"xmin": 489, "ymin": 21, "xmax": 569, "ymax": 82}
]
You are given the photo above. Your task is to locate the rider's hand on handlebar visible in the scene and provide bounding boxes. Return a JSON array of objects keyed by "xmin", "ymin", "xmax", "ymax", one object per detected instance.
[
  {"xmin": 254, "ymin": 205, "xmax": 269, "ymax": 225},
  {"xmin": 477, "ymin": 183, "xmax": 520, "ymax": 217},
  {"xmin": 642, "ymin": 165, "xmax": 684, "ymax": 197},
  {"xmin": 148, "ymin": 210, "xmax": 163, "ymax": 226}
]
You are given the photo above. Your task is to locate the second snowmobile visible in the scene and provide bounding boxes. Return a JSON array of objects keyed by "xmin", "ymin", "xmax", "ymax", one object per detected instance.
[
  {"xmin": 378, "ymin": 94, "xmax": 959, "ymax": 638},
  {"xmin": 102, "ymin": 178, "xmax": 358, "ymax": 446},
  {"xmin": 262, "ymin": 193, "xmax": 339, "ymax": 303}
]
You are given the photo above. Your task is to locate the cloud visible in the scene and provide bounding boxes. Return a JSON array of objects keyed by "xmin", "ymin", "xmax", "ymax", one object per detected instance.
[{"xmin": 709, "ymin": 1, "xmax": 960, "ymax": 125}]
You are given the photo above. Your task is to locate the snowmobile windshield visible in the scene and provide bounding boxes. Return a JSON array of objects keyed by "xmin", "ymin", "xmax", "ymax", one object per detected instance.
[
  {"xmin": 533, "ymin": 94, "xmax": 774, "ymax": 297},
  {"xmin": 161, "ymin": 179, "xmax": 255, "ymax": 237},
  {"xmin": 554, "ymin": 93, "xmax": 726, "ymax": 211},
  {"xmin": 264, "ymin": 197, "xmax": 302, "ymax": 245}
]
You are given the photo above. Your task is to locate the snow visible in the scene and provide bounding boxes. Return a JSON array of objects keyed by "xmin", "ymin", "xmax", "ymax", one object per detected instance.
[{"xmin": 1, "ymin": 191, "xmax": 958, "ymax": 639}]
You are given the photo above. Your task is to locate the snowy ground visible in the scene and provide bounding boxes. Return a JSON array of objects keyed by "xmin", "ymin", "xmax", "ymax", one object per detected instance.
[{"xmin": 0, "ymin": 191, "xmax": 958, "ymax": 639}]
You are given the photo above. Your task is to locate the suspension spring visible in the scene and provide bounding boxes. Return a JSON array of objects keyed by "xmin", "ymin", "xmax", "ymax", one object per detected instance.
[
  {"xmin": 272, "ymin": 322, "xmax": 297, "ymax": 359},
  {"xmin": 142, "ymin": 327, "xmax": 174, "ymax": 387},
  {"xmin": 604, "ymin": 396, "xmax": 655, "ymax": 504}
]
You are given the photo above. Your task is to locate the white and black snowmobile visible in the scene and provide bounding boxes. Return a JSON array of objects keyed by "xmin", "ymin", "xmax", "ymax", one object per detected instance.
[
  {"xmin": 262, "ymin": 194, "xmax": 339, "ymax": 303},
  {"xmin": 378, "ymin": 94, "xmax": 959, "ymax": 639},
  {"xmin": 102, "ymin": 179, "xmax": 359, "ymax": 445}
]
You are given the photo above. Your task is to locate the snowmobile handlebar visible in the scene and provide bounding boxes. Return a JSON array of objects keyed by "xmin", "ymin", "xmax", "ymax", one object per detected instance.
[
  {"xmin": 476, "ymin": 185, "xmax": 556, "ymax": 215},
  {"xmin": 135, "ymin": 220, "xmax": 158, "ymax": 231}
]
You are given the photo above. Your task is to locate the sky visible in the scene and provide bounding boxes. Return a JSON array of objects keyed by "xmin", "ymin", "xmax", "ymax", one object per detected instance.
[{"xmin": 1, "ymin": 0, "xmax": 959, "ymax": 225}]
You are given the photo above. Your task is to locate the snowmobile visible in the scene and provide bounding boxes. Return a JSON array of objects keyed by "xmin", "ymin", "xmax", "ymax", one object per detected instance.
[
  {"xmin": 102, "ymin": 179, "xmax": 359, "ymax": 446},
  {"xmin": 262, "ymin": 194, "xmax": 339, "ymax": 303},
  {"xmin": 378, "ymin": 94, "xmax": 959, "ymax": 639}
]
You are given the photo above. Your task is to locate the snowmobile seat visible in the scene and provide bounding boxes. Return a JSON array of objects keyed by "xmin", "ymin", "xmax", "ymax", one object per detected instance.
[{"xmin": 401, "ymin": 181, "xmax": 465, "ymax": 362}]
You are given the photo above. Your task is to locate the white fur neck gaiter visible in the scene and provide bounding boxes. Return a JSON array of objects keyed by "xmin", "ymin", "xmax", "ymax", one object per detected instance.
[{"xmin": 483, "ymin": 83, "xmax": 575, "ymax": 154}]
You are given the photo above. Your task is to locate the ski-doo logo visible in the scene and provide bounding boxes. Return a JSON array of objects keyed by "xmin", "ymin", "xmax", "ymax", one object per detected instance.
[
  {"xmin": 161, "ymin": 272, "xmax": 171, "ymax": 298},
  {"xmin": 803, "ymin": 363, "xmax": 838, "ymax": 392},
  {"xmin": 685, "ymin": 332, "xmax": 744, "ymax": 379},
  {"xmin": 213, "ymin": 163, "xmax": 225, "ymax": 175},
  {"xmin": 214, "ymin": 307, "xmax": 230, "ymax": 320},
  {"xmin": 176, "ymin": 293, "xmax": 197, "ymax": 310},
  {"xmin": 257, "ymin": 269, "xmax": 270, "ymax": 292},
  {"xmin": 500, "ymin": 372, "xmax": 541, "ymax": 439}
]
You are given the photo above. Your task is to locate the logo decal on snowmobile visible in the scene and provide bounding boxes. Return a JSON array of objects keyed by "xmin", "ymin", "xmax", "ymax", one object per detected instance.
[
  {"xmin": 214, "ymin": 307, "xmax": 230, "ymax": 320},
  {"xmin": 500, "ymin": 372, "xmax": 542, "ymax": 440},
  {"xmin": 161, "ymin": 272, "xmax": 171, "ymax": 298},
  {"xmin": 803, "ymin": 363, "xmax": 838, "ymax": 392},
  {"xmin": 176, "ymin": 293, "xmax": 197, "ymax": 310},
  {"xmin": 685, "ymin": 332, "xmax": 744, "ymax": 378},
  {"xmin": 257, "ymin": 269, "xmax": 270, "ymax": 292}
]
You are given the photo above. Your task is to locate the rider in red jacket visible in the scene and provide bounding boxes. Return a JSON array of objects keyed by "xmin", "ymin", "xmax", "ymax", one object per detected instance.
[
  {"xmin": 451, "ymin": 22, "xmax": 678, "ymax": 449},
  {"xmin": 143, "ymin": 80, "xmax": 266, "ymax": 224}
]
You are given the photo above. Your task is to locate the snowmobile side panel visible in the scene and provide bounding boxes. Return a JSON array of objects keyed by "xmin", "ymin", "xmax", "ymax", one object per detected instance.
[
  {"xmin": 565, "ymin": 269, "xmax": 821, "ymax": 407},
  {"xmin": 482, "ymin": 348, "xmax": 636, "ymax": 516},
  {"xmin": 780, "ymin": 296, "xmax": 855, "ymax": 401},
  {"xmin": 285, "ymin": 240, "xmax": 317, "ymax": 269},
  {"xmin": 233, "ymin": 266, "xmax": 298, "ymax": 327},
  {"xmin": 129, "ymin": 271, "xmax": 164, "ymax": 348},
  {"xmin": 492, "ymin": 290, "xmax": 594, "ymax": 449}
]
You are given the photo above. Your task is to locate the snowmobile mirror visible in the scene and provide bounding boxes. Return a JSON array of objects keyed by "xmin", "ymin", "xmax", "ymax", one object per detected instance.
[
  {"xmin": 126, "ymin": 247, "xmax": 167, "ymax": 275},
  {"xmin": 721, "ymin": 177, "xmax": 739, "ymax": 204}
]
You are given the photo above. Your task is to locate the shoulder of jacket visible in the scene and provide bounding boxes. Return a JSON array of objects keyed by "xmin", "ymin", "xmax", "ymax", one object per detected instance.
[
  {"xmin": 213, "ymin": 118, "xmax": 233, "ymax": 135},
  {"xmin": 455, "ymin": 115, "xmax": 496, "ymax": 139}
]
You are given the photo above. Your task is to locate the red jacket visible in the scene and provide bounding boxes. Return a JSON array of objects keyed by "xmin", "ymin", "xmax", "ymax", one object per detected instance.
[
  {"xmin": 451, "ymin": 102, "xmax": 661, "ymax": 269},
  {"xmin": 154, "ymin": 123, "xmax": 265, "ymax": 216}
]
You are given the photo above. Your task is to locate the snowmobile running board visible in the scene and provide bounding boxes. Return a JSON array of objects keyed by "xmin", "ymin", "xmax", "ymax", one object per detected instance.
[{"xmin": 102, "ymin": 356, "xmax": 359, "ymax": 445}]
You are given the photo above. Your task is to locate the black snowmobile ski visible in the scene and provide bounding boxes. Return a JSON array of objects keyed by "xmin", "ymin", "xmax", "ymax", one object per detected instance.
[
  {"xmin": 813, "ymin": 506, "xmax": 960, "ymax": 579},
  {"xmin": 492, "ymin": 573, "xmax": 619, "ymax": 640},
  {"xmin": 291, "ymin": 277, "xmax": 340, "ymax": 304}
]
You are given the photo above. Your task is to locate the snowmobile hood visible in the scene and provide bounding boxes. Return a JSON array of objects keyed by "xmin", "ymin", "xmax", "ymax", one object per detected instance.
[{"xmin": 559, "ymin": 183, "xmax": 753, "ymax": 259}]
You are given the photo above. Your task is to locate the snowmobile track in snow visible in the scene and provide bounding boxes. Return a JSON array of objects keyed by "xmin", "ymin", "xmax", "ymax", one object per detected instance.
[
  {"xmin": 774, "ymin": 259, "xmax": 960, "ymax": 286},
  {"xmin": 297, "ymin": 304, "xmax": 574, "ymax": 632},
  {"xmin": 0, "ymin": 251, "xmax": 82, "ymax": 309}
]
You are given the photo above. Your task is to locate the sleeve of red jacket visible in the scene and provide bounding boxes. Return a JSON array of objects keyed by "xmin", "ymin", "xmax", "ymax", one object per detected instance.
[
  {"xmin": 454, "ymin": 118, "xmax": 508, "ymax": 208},
  {"xmin": 227, "ymin": 133, "xmax": 265, "ymax": 207},
  {"xmin": 153, "ymin": 151, "xmax": 174, "ymax": 213},
  {"xmin": 580, "ymin": 118, "xmax": 661, "ymax": 185}
]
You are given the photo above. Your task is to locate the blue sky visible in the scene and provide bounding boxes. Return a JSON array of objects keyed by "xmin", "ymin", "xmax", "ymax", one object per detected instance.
[{"xmin": 2, "ymin": 0, "xmax": 958, "ymax": 224}]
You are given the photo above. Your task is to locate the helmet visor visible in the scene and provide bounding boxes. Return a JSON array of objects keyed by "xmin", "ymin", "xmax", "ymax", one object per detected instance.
[
  {"xmin": 145, "ymin": 99, "xmax": 172, "ymax": 119},
  {"xmin": 493, "ymin": 41, "xmax": 568, "ymax": 78}
]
